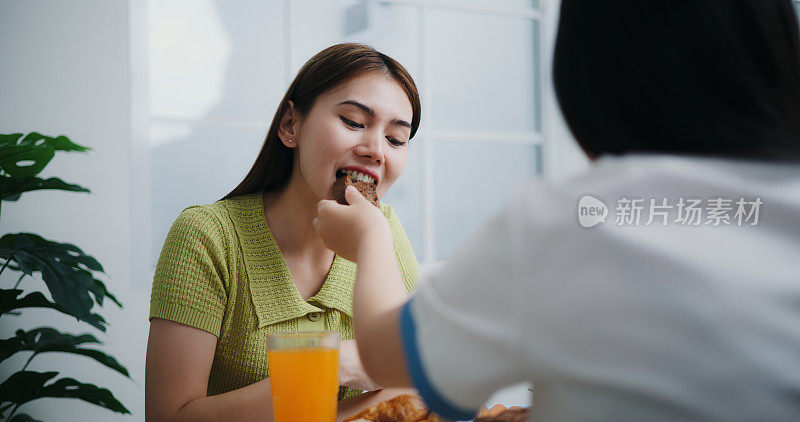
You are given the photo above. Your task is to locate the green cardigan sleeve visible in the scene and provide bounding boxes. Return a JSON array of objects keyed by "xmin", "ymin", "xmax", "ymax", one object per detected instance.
[{"xmin": 150, "ymin": 205, "xmax": 229, "ymax": 336}]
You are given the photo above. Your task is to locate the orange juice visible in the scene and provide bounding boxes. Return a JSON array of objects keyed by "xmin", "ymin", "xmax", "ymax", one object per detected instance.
[{"xmin": 268, "ymin": 347, "xmax": 339, "ymax": 422}]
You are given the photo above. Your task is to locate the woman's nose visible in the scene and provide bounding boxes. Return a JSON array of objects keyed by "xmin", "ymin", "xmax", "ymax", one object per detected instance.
[{"xmin": 354, "ymin": 133, "xmax": 384, "ymax": 164}]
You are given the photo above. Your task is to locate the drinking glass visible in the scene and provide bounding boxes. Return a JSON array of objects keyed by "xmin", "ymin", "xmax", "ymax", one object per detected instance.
[{"xmin": 267, "ymin": 331, "xmax": 340, "ymax": 422}]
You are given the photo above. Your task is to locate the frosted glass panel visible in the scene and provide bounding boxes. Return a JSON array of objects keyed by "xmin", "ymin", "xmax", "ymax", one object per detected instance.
[
  {"xmin": 448, "ymin": 0, "xmax": 539, "ymax": 9},
  {"xmin": 426, "ymin": 10, "xmax": 539, "ymax": 133},
  {"xmin": 150, "ymin": 123, "xmax": 266, "ymax": 267},
  {"xmin": 291, "ymin": 1, "xmax": 420, "ymax": 79},
  {"xmin": 381, "ymin": 138, "xmax": 425, "ymax": 259},
  {"xmin": 796, "ymin": 2, "xmax": 800, "ymax": 29},
  {"xmin": 149, "ymin": 0, "xmax": 285, "ymax": 121},
  {"xmin": 434, "ymin": 140, "xmax": 540, "ymax": 259}
]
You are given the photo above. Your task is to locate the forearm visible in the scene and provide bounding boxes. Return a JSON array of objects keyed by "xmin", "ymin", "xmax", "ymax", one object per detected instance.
[
  {"xmin": 353, "ymin": 228, "xmax": 411, "ymax": 386},
  {"xmin": 171, "ymin": 381, "xmax": 412, "ymax": 422},
  {"xmin": 164, "ymin": 378, "xmax": 273, "ymax": 422},
  {"xmin": 162, "ymin": 380, "xmax": 410, "ymax": 422},
  {"xmin": 354, "ymin": 228, "xmax": 408, "ymax": 321}
]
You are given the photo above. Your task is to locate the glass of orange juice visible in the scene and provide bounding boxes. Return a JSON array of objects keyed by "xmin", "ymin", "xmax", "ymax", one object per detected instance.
[{"xmin": 267, "ymin": 331, "xmax": 340, "ymax": 422}]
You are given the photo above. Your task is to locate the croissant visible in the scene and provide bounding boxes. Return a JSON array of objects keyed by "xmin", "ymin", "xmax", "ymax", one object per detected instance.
[
  {"xmin": 342, "ymin": 394, "xmax": 530, "ymax": 422},
  {"xmin": 342, "ymin": 394, "xmax": 445, "ymax": 422}
]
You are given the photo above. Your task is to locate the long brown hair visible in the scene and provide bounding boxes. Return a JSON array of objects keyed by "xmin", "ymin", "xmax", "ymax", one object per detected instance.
[{"xmin": 221, "ymin": 43, "xmax": 421, "ymax": 200}]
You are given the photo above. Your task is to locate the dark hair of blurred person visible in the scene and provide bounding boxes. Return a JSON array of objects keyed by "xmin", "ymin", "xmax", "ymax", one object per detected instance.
[{"xmin": 553, "ymin": 0, "xmax": 800, "ymax": 162}]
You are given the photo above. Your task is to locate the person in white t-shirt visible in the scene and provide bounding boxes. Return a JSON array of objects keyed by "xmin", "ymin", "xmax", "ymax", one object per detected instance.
[{"xmin": 313, "ymin": 0, "xmax": 800, "ymax": 420}]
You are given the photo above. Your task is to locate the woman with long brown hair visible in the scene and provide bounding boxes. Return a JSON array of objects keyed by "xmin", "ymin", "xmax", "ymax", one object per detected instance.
[{"xmin": 145, "ymin": 43, "xmax": 422, "ymax": 421}]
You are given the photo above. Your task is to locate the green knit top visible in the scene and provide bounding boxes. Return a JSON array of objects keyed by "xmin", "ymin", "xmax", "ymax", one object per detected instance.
[{"xmin": 149, "ymin": 193, "xmax": 419, "ymax": 400}]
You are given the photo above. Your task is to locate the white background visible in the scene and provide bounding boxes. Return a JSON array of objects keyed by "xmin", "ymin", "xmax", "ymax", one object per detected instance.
[{"xmin": 0, "ymin": 0, "xmax": 593, "ymax": 420}]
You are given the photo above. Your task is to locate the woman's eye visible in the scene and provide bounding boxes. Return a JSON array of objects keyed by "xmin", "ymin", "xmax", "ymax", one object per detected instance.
[
  {"xmin": 339, "ymin": 115, "xmax": 364, "ymax": 129},
  {"xmin": 387, "ymin": 136, "xmax": 407, "ymax": 147}
]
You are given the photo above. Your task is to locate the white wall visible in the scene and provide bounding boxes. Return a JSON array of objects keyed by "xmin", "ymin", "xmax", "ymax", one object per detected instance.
[{"xmin": 0, "ymin": 1, "xmax": 147, "ymax": 420}]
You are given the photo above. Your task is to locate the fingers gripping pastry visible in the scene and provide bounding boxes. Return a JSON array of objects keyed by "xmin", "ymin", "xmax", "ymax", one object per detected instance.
[
  {"xmin": 333, "ymin": 170, "xmax": 379, "ymax": 206},
  {"xmin": 342, "ymin": 394, "xmax": 444, "ymax": 422}
]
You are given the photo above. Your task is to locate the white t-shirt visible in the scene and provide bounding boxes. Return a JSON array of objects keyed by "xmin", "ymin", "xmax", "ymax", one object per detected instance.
[{"xmin": 400, "ymin": 154, "xmax": 800, "ymax": 421}]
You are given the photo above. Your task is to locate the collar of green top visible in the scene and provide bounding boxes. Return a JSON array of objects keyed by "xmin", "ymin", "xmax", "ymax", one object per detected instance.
[{"xmin": 224, "ymin": 193, "xmax": 356, "ymax": 327}]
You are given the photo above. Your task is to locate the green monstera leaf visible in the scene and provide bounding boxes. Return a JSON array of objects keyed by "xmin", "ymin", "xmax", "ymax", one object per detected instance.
[
  {"xmin": 0, "ymin": 289, "xmax": 62, "ymax": 314},
  {"xmin": 0, "ymin": 234, "xmax": 121, "ymax": 328},
  {"xmin": 8, "ymin": 414, "xmax": 43, "ymax": 422},
  {"xmin": 0, "ymin": 371, "xmax": 130, "ymax": 415},
  {"xmin": 0, "ymin": 290, "xmax": 108, "ymax": 331},
  {"xmin": 0, "ymin": 175, "xmax": 90, "ymax": 202},
  {"xmin": 0, "ymin": 133, "xmax": 89, "ymax": 178},
  {"xmin": 0, "ymin": 131, "xmax": 129, "ymax": 419},
  {"xmin": 9, "ymin": 414, "xmax": 43, "ymax": 422},
  {"xmin": 0, "ymin": 328, "xmax": 129, "ymax": 378}
]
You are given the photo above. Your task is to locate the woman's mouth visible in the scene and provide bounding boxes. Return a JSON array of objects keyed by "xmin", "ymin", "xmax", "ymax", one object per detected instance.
[{"xmin": 335, "ymin": 168, "xmax": 377, "ymax": 185}]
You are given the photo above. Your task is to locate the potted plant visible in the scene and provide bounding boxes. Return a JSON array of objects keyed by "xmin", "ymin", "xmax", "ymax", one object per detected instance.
[{"xmin": 0, "ymin": 132, "xmax": 130, "ymax": 421}]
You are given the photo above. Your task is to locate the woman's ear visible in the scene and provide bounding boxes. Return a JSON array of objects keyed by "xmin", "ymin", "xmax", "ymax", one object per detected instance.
[{"xmin": 278, "ymin": 100, "xmax": 299, "ymax": 148}]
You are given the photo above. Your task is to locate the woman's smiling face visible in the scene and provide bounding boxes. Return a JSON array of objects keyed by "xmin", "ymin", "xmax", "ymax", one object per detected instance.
[{"xmin": 284, "ymin": 71, "xmax": 413, "ymax": 204}]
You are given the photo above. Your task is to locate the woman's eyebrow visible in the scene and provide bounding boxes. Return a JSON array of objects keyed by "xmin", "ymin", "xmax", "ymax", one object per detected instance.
[
  {"xmin": 338, "ymin": 100, "xmax": 374, "ymax": 117},
  {"xmin": 338, "ymin": 100, "xmax": 411, "ymax": 130}
]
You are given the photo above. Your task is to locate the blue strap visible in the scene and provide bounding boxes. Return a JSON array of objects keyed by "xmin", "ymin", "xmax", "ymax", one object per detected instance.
[{"xmin": 400, "ymin": 299, "xmax": 476, "ymax": 421}]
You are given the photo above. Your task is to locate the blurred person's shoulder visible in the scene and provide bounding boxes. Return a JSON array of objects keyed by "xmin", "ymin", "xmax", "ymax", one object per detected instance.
[
  {"xmin": 504, "ymin": 152, "xmax": 800, "ymax": 264},
  {"xmin": 560, "ymin": 153, "xmax": 800, "ymax": 200},
  {"xmin": 517, "ymin": 154, "xmax": 800, "ymax": 222}
]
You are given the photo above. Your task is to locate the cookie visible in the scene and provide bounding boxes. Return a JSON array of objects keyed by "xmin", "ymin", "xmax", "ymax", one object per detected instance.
[{"xmin": 332, "ymin": 173, "xmax": 379, "ymax": 206}]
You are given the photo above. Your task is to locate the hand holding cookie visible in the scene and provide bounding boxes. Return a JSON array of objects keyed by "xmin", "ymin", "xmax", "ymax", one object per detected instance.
[{"xmin": 314, "ymin": 185, "xmax": 391, "ymax": 262}]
